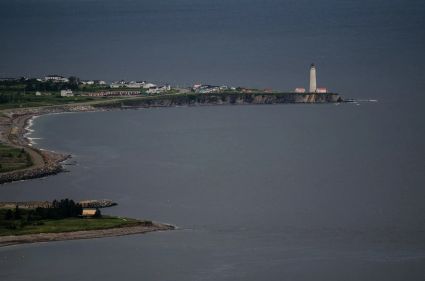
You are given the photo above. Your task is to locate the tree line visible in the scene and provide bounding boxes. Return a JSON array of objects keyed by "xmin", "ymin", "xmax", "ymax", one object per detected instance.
[
  {"xmin": 0, "ymin": 77, "xmax": 81, "ymax": 92},
  {"xmin": 4, "ymin": 199, "xmax": 83, "ymax": 221}
]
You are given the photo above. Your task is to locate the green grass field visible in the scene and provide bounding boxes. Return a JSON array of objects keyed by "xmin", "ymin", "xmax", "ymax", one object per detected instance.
[
  {"xmin": 0, "ymin": 92, "xmax": 98, "ymax": 110},
  {"xmin": 0, "ymin": 208, "xmax": 143, "ymax": 236},
  {"xmin": 0, "ymin": 144, "xmax": 32, "ymax": 173}
]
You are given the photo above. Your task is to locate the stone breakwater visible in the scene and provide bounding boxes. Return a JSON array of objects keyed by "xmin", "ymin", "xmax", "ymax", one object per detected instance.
[
  {"xmin": 79, "ymin": 199, "xmax": 117, "ymax": 208},
  {"xmin": 0, "ymin": 159, "xmax": 65, "ymax": 185}
]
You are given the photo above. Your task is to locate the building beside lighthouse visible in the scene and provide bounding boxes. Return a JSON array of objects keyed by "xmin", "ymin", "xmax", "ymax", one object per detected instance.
[{"xmin": 316, "ymin": 88, "xmax": 328, "ymax": 93}]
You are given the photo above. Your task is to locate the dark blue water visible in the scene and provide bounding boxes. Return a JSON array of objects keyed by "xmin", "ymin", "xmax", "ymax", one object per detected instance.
[
  {"xmin": 1, "ymin": 0, "xmax": 425, "ymax": 280},
  {"xmin": 1, "ymin": 0, "xmax": 424, "ymax": 100},
  {"xmin": 0, "ymin": 102, "xmax": 424, "ymax": 280}
]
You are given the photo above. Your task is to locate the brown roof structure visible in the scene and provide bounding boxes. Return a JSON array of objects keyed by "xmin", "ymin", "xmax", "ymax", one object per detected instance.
[{"xmin": 82, "ymin": 209, "xmax": 97, "ymax": 217}]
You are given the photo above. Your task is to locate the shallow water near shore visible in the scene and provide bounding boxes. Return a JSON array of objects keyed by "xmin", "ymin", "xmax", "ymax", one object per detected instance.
[{"xmin": 0, "ymin": 102, "xmax": 425, "ymax": 280}]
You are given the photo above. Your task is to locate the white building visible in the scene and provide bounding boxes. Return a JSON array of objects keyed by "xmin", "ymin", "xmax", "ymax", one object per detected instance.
[
  {"xmin": 110, "ymin": 80, "xmax": 146, "ymax": 88},
  {"xmin": 193, "ymin": 84, "xmax": 202, "ymax": 90},
  {"xmin": 126, "ymin": 81, "xmax": 144, "ymax": 88},
  {"xmin": 110, "ymin": 80, "xmax": 126, "ymax": 88},
  {"xmin": 316, "ymin": 88, "xmax": 328, "ymax": 93},
  {"xmin": 45, "ymin": 75, "xmax": 69, "ymax": 83},
  {"xmin": 294, "ymin": 88, "xmax": 306, "ymax": 93},
  {"xmin": 60, "ymin": 89, "xmax": 74, "ymax": 97},
  {"xmin": 196, "ymin": 85, "xmax": 220, "ymax": 94},
  {"xmin": 146, "ymin": 85, "xmax": 170, "ymax": 94},
  {"xmin": 143, "ymin": 83, "xmax": 157, "ymax": 89}
]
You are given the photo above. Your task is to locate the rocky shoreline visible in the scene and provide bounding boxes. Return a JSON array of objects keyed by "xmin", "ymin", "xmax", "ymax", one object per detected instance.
[
  {"xmin": 0, "ymin": 222, "xmax": 175, "ymax": 248},
  {"xmin": 96, "ymin": 92, "xmax": 342, "ymax": 109},
  {"xmin": 0, "ymin": 163, "xmax": 65, "ymax": 185},
  {"xmin": 0, "ymin": 105, "xmax": 103, "ymax": 185}
]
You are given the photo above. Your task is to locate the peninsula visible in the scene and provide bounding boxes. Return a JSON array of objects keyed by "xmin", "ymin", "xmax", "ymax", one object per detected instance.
[{"xmin": 0, "ymin": 199, "xmax": 174, "ymax": 247}]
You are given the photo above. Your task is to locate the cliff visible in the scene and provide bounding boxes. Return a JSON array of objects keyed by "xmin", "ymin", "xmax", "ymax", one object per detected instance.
[{"xmin": 94, "ymin": 92, "xmax": 342, "ymax": 108}]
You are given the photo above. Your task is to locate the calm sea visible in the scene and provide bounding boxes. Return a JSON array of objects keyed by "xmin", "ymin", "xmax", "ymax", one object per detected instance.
[
  {"xmin": 1, "ymin": 0, "xmax": 425, "ymax": 280},
  {"xmin": 1, "ymin": 0, "xmax": 424, "ymax": 101},
  {"xmin": 0, "ymin": 102, "xmax": 424, "ymax": 280}
]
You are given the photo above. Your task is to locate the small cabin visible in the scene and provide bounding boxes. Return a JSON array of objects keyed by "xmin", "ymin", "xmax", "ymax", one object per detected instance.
[{"xmin": 81, "ymin": 208, "xmax": 99, "ymax": 218}]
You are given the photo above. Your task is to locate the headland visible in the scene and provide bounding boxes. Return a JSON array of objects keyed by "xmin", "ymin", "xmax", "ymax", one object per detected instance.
[
  {"xmin": 0, "ymin": 221, "xmax": 174, "ymax": 248},
  {"xmin": 0, "ymin": 199, "xmax": 175, "ymax": 248}
]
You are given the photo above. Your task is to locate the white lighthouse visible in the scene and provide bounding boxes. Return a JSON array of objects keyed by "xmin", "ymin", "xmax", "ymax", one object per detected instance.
[{"xmin": 309, "ymin": 63, "xmax": 317, "ymax": 93}]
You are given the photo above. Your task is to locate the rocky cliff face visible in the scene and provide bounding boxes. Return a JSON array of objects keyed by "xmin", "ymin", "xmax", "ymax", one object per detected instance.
[{"xmin": 99, "ymin": 93, "xmax": 342, "ymax": 108}]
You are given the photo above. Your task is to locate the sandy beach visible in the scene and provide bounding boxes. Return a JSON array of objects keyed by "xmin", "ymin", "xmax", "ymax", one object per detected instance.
[
  {"xmin": 0, "ymin": 222, "xmax": 175, "ymax": 248},
  {"xmin": 0, "ymin": 105, "xmax": 101, "ymax": 184}
]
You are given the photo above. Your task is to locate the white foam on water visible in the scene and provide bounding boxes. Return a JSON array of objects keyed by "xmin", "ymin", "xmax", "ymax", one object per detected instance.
[{"xmin": 24, "ymin": 115, "xmax": 43, "ymax": 146}]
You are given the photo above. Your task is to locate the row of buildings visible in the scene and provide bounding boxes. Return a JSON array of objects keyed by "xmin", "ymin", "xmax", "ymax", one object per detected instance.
[
  {"xmin": 85, "ymin": 91, "xmax": 140, "ymax": 97},
  {"xmin": 42, "ymin": 75, "xmax": 107, "ymax": 85},
  {"xmin": 110, "ymin": 80, "xmax": 171, "ymax": 94},
  {"xmin": 42, "ymin": 76, "xmax": 170, "ymax": 92},
  {"xmin": 60, "ymin": 85, "xmax": 172, "ymax": 98},
  {"xmin": 110, "ymin": 80, "xmax": 154, "ymax": 89},
  {"xmin": 40, "ymin": 76, "xmax": 172, "ymax": 97},
  {"xmin": 43, "ymin": 75, "xmax": 69, "ymax": 83},
  {"xmin": 193, "ymin": 84, "xmax": 232, "ymax": 94},
  {"xmin": 5, "ymin": 66, "xmax": 332, "ymax": 96}
]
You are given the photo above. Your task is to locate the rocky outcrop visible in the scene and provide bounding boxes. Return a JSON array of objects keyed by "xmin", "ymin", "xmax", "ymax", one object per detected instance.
[
  {"xmin": 0, "ymin": 154, "xmax": 68, "ymax": 184},
  {"xmin": 96, "ymin": 92, "xmax": 342, "ymax": 109},
  {"xmin": 79, "ymin": 199, "xmax": 117, "ymax": 208}
]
